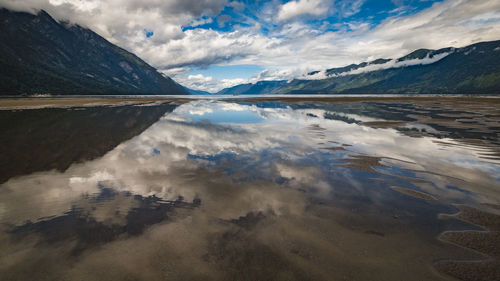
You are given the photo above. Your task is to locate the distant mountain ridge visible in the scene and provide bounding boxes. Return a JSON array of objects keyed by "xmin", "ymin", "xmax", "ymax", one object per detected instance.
[
  {"xmin": 217, "ymin": 80, "xmax": 288, "ymax": 95},
  {"xmin": 0, "ymin": 8, "xmax": 189, "ymax": 95},
  {"xmin": 217, "ymin": 40, "xmax": 500, "ymax": 95}
]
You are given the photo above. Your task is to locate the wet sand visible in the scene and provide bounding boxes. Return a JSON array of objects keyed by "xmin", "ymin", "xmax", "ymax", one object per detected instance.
[
  {"xmin": 391, "ymin": 186, "xmax": 437, "ymax": 201},
  {"xmin": 0, "ymin": 97, "xmax": 499, "ymax": 281},
  {"xmin": 0, "ymin": 97, "xmax": 190, "ymax": 109},
  {"xmin": 437, "ymin": 205, "xmax": 500, "ymax": 281},
  {"xmin": 1, "ymin": 95, "xmax": 499, "ymax": 110}
]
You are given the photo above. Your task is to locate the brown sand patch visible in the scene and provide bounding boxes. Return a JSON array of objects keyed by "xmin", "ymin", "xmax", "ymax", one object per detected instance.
[
  {"xmin": 443, "ymin": 205, "xmax": 500, "ymax": 231},
  {"xmin": 483, "ymin": 203, "xmax": 500, "ymax": 211},
  {"xmin": 320, "ymin": 146, "xmax": 346, "ymax": 151},
  {"xmin": 0, "ymin": 97, "xmax": 190, "ymax": 110},
  {"xmin": 334, "ymin": 155, "xmax": 389, "ymax": 173},
  {"xmin": 390, "ymin": 186, "xmax": 437, "ymax": 201},
  {"xmin": 434, "ymin": 260, "xmax": 500, "ymax": 281},
  {"xmin": 440, "ymin": 231, "xmax": 500, "ymax": 258},
  {"xmin": 391, "ymin": 174, "xmax": 431, "ymax": 183},
  {"xmin": 361, "ymin": 121, "xmax": 407, "ymax": 128},
  {"xmin": 436, "ymin": 205, "xmax": 500, "ymax": 281}
]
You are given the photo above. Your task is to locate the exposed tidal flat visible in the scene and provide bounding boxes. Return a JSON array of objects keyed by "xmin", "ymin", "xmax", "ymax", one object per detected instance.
[{"xmin": 0, "ymin": 96, "xmax": 499, "ymax": 281}]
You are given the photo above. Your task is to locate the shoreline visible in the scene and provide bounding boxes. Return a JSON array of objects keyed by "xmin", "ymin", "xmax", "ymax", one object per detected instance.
[{"xmin": 1, "ymin": 95, "xmax": 500, "ymax": 110}]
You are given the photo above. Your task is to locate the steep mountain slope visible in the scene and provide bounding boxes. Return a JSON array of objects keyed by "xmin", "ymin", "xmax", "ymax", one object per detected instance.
[
  {"xmin": 0, "ymin": 8, "xmax": 189, "ymax": 95},
  {"xmin": 217, "ymin": 40, "xmax": 500, "ymax": 95}
]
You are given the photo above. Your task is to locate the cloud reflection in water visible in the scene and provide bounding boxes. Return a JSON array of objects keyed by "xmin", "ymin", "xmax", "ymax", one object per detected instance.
[{"xmin": 0, "ymin": 100, "xmax": 499, "ymax": 281}]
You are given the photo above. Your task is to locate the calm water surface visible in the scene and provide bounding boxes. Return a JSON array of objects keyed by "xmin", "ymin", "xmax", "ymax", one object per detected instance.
[{"xmin": 0, "ymin": 98, "xmax": 499, "ymax": 281}]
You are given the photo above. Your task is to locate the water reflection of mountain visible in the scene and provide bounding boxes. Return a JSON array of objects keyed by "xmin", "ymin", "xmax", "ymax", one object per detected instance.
[
  {"xmin": 0, "ymin": 103, "xmax": 178, "ymax": 183},
  {"xmin": 11, "ymin": 186, "xmax": 200, "ymax": 255},
  {"xmin": 246, "ymin": 99, "xmax": 500, "ymax": 157},
  {"xmin": 1, "ymin": 99, "xmax": 499, "ymax": 281}
]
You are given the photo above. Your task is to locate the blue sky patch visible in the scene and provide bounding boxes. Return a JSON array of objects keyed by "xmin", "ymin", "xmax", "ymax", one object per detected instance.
[{"xmin": 182, "ymin": 0, "xmax": 444, "ymax": 35}]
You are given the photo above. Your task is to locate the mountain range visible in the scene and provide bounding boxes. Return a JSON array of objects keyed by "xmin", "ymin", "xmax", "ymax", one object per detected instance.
[
  {"xmin": 1, "ymin": 8, "xmax": 499, "ymax": 96},
  {"xmin": 0, "ymin": 8, "xmax": 188, "ymax": 95},
  {"xmin": 217, "ymin": 40, "xmax": 500, "ymax": 95}
]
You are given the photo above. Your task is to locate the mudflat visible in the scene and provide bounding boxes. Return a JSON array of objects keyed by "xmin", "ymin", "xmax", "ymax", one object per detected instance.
[{"xmin": 0, "ymin": 96, "xmax": 499, "ymax": 281}]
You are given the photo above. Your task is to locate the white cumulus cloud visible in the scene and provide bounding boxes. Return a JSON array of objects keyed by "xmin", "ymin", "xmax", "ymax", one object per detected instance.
[
  {"xmin": 1, "ymin": 0, "xmax": 500, "ymax": 92},
  {"xmin": 277, "ymin": 0, "xmax": 330, "ymax": 21}
]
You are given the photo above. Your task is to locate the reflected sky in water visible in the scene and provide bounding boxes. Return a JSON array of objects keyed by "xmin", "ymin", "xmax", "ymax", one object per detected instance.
[{"xmin": 0, "ymin": 99, "xmax": 499, "ymax": 281}]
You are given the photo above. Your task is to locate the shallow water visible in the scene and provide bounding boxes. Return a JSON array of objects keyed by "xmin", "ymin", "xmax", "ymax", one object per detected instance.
[{"xmin": 0, "ymin": 98, "xmax": 499, "ymax": 281}]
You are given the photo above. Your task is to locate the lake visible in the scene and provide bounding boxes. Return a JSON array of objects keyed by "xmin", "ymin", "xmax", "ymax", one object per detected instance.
[{"xmin": 0, "ymin": 97, "xmax": 499, "ymax": 281}]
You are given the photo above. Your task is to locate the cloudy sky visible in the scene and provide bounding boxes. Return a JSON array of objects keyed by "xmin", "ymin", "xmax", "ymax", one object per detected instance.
[{"xmin": 2, "ymin": 0, "xmax": 500, "ymax": 92}]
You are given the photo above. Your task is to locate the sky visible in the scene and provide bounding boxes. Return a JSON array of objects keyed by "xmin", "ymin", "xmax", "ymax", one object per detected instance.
[{"xmin": 1, "ymin": 0, "xmax": 500, "ymax": 92}]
